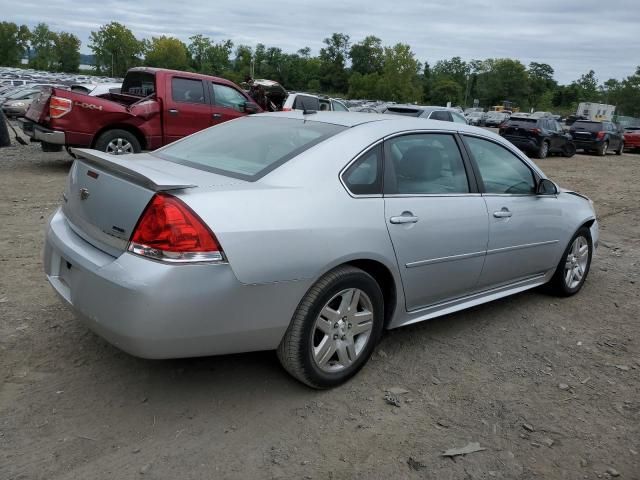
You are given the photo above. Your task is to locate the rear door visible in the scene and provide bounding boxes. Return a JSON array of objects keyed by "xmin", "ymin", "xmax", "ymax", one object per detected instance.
[
  {"xmin": 209, "ymin": 82, "xmax": 250, "ymax": 126},
  {"xmin": 163, "ymin": 76, "xmax": 212, "ymax": 144},
  {"xmin": 462, "ymin": 135, "xmax": 563, "ymax": 289},
  {"xmin": 383, "ymin": 132, "xmax": 488, "ymax": 310}
]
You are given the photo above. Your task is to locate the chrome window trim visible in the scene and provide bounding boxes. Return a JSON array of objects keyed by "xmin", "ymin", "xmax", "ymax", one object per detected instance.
[
  {"xmin": 385, "ymin": 193, "xmax": 482, "ymax": 198},
  {"xmin": 339, "ymin": 139, "xmax": 385, "ymax": 198}
]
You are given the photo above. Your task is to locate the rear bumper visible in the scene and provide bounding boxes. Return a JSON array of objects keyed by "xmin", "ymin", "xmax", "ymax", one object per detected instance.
[
  {"xmin": 44, "ymin": 208, "xmax": 306, "ymax": 359},
  {"xmin": 19, "ymin": 119, "xmax": 66, "ymax": 145},
  {"xmin": 503, "ymin": 135, "xmax": 539, "ymax": 151},
  {"xmin": 571, "ymin": 138, "xmax": 602, "ymax": 150}
]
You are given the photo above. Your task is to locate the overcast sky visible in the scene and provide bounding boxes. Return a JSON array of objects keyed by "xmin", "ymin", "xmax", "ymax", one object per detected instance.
[{"xmin": 2, "ymin": 0, "xmax": 638, "ymax": 83}]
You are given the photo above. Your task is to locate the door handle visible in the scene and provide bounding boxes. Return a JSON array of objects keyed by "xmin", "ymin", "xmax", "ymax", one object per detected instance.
[
  {"xmin": 168, "ymin": 108, "xmax": 179, "ymax": 115},
  {"xmin": 212, "ymin": 113, "xmax": 223, "ymax": 119},
  {"xmin": 390, "ymin": 213, "xmax": 419, "ymax": 224},
  {"xmin": 493, "ymin": 208, "xmax": 512, "ymax": 218}
]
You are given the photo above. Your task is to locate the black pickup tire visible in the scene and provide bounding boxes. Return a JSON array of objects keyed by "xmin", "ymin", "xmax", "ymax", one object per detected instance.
[
  {"xmin": 94, "ymin": 129, "xmax": 142, "ymax": 155},
  {"xmin": 0, "ymin": 111, "xmax": 11, "ymax": 148},
  {"xmin": 536, "ymin": 140, "xmax": 550, "ymax": 159},
  {"xmin": 616, "ymin": 141, "xmax": 624, "ymax": 155},
  {"xmin": 562, "ymin": 142, "xmax": 576, "ymax": 158},
  {"xmin": 597, "ymin": 141, "xmax": 608, "ymax": 156}
]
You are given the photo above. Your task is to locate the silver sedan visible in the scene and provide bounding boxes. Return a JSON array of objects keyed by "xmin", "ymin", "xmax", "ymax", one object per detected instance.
[{"xmin": 44, "ymin": 112, "xmax": 598, "ymax": 388}]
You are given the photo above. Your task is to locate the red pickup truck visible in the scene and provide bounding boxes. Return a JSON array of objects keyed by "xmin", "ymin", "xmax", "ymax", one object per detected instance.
[{"xmin": 20, "ymin": 67, "xmax": 261, "ymax": 154}]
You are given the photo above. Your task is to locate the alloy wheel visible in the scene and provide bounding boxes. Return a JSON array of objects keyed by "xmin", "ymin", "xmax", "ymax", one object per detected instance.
[
  {"xmin": 564, "ymin": 236, "xmax": 589, "ymax": 289},
  {"xmin": 106, "ymin": 138, "xmax": 134, "ymax": 155},
  {"xmin": 311, "ymin": 288, "xmax": 374, "ymax": 373}
]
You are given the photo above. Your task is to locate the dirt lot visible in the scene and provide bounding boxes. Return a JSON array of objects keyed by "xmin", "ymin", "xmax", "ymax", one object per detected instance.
[{"xmin": 1, "ymin": 134, "xmax": 639, "ymax": 480}]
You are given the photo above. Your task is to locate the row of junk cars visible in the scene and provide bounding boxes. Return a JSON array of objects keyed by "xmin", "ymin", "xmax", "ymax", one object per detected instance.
[{"xmin": 2, "ymin": 66, "xmax": 639, "ymax": 158}]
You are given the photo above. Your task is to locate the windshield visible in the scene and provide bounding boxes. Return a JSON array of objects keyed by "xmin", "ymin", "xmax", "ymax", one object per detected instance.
[{"xmin": 154, "ymin": 116, "xmax": 347, "ymax": 181}]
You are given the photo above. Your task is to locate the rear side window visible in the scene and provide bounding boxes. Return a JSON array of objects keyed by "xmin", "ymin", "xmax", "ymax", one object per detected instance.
[
  {"xmin": 429, "ymin": 110, "xmax": 452, "ymax": 121},
  {"xmin": 452, "ymin": 112, "xmax": 467, "ymax": 124},
  {"xmin": 154, "ymin": 117, "xmax": 346, "ymax": 181},
  {"xmin": 342, "ymin": 145, "xmax": 382, "ymax": 195},
  {"xmin": 172, "ymin": 78, "xmax": 206, "ymax": 104},
  {"xmin": 464, "ymin": 136, "xmax": 535, "ymax": 194},
  {"xmin": 293, "ymin": 95, "xmax": 320, "ymax": 110},
  {"xmin": 211, "ymin": 83, "xmax": 246, "ymax": 111},
  {"xmin": 385, "ymin": 134, "xmax": 470, "ymax": 194}
]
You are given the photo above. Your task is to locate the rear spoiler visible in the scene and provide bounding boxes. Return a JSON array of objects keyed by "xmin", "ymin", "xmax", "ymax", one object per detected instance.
[{"xmin": 70, "ymin": 148, "xmax": 197, "ymax": 191}]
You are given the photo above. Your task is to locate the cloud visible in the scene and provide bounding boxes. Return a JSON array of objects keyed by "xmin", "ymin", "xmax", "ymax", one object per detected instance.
[{"xmin": 2, "ymin": 0, "xmax": 638, "ymax": 83}]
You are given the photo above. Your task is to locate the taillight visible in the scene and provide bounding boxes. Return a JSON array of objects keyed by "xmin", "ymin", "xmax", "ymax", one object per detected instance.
[
  {"xmin": 596, "ymin": 131, "xmax": 606, "ymax": 140},
  {"xmin": 49, "ymin": 96, "xmax": 72, "ymax": 119},
  {"xmin": 530, "ymin": 128, "xmax": 541, "ymax": 135},
  {"xmin": 127, "ymin": 193, "xmax": 225, "ymax": 263},
  {"xmin": 282, "ymin": 107, "xmax": 292, "ymax": 111}
]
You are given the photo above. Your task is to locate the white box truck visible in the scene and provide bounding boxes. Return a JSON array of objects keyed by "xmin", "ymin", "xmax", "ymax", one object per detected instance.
[{"xmin": 576, "ymin": 102, "xmax": 616, "ymax": 121}]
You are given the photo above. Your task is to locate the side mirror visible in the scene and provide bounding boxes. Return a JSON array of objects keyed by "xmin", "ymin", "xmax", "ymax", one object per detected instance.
[
  {"xmin": 537, "ymin": 178, "xmax": 558, "ymax": 195},
  {"xmin": 243, "ymin": 102, "xmax": 260, "ymax": 114}
]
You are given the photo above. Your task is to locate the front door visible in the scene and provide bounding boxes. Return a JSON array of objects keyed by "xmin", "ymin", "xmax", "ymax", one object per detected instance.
[
  {"xmin": 462, "ymin": 135, "xmax": 563, "ymax": 289},
  {"xmin": 383, "ymin": 133, "xmax": 489, "ymax": 311},
  {"xmin": 163, "ymin": 76, "xmax": 212, "ymax": 144},
  {"xmin": 209, "ymin": 82, "xmax": 250, "ymax": 126}
]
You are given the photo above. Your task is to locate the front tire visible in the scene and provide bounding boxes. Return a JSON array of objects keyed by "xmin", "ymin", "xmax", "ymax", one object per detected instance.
[
  {"xmin": 616, "ymin": 142, "xmax": 624, "ymax": 155},
  {"xmin": 94, "ymin": 129, "xmax": 141, "ymax": 155},
  {"xmin": 563, "ymin": 142, "xmax": 576, "ymax": 158},
  {"xmin": 277, "ymin": 266, "xmax": 384, "ymax": 389},
  {"xmin": 547, "ymin": 227, "xmax": 592, "ymax": 296}
]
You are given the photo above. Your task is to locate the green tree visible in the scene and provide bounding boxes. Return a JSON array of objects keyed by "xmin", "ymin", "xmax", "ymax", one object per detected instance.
[
  {"xmin": 0, "ymin": 22, "xmax": 29, "ymax": 66},
  {"xmin": 319, "ymin": 33, "xmax": 350, "ymax": 92},
  {"xmin": 188, "ymin": 34, "xmax": 212, "ymax": 72},
  {"xmin": 349, "ymin": 36, "xmax": 383, "ymax": 75},
  {"xmin": 527, "ymin": 62, "xmax": 556, "ymax": 109},
  {"xmin": 89, "ymin": 22, "xmax": 144, "ymax": 76},
  {"xmin": 572, "ymin": 70, "xmax": 599, "ymax": 101},
  {"xmin": 144, "ymin": 36, "xmax": 189, "ymax": 70},
  {"xmin": 430, "ymin": 78, "xmax": 462, "ymax": 106},
  {"xmin": 53, "ymin": 32, "xmax": 81, "ymax": 72},
  {"xmin": 475, "ymin": 58, "xmax": 529, "ymax": 108},
  {"xmin": 376, "ymin": 43, "xmax": 422, "ymax": 103},
  {"xmin": 29, "ymin": 23, "xmax": 57, "ymax": 70}
]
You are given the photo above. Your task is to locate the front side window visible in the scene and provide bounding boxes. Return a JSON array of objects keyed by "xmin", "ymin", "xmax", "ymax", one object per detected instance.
[
  {"xmin": 171, "ymin": 78, "xmax": 205, "ymax": 104},
  {"xmin": 342, "ymin": 145, "xmax": 382, "ymax": 195},
  {"xmin": 385, "ymin": 134, "xmax": 469, "ymax": 194},
  {"xmin": 211, "ymin": 83, "xmax": 246, "ymax": 111},
  {"xmin": 331, "ymin": 100, "xmax": 349, "ymax": 112},
  {"xmin": 464, "ymin": 136, "xmax": 536, "ymax": 194}
]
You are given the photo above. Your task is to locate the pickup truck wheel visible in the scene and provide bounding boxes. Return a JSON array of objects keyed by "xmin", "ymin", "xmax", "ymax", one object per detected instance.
[
  {"xmin": 597, "ymin": 141, "xmax": 608, "ymax": 157},
  {"xmin": 95, "ymin": 129, "xmax": 141, "ymax": 155},
  {"xmin": 616, "ymin": 142, "xmax": 624, "ymax": 155}
]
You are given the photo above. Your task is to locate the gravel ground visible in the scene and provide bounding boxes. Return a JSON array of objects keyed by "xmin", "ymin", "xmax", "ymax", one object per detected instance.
[{"xmin": 1, "ymin": 134, "xmax": 639, "ymax": 480}]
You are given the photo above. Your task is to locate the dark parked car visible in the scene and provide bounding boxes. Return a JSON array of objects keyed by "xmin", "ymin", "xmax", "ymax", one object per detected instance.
[
  {"xmin": 499, "ymin": 116, "xmax": 575, "ymax": 159},
  {"xmin": 484, "ymin": 111, "xmax": 509, "ymax": 127},
  {"xmin": 383, "ymin": 105, "xmax": 468, "ymax": 124},
  {"xmin": 569, "ymin": 120, "xmax": 624, "ymax": 156}
]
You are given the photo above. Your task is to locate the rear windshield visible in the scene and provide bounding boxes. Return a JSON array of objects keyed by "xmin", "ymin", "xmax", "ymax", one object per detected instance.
[
  {"xmin": 384, "ymin": 107, "xmax": 422, "ymax": 117},
  {"xmin": 572, "ymin": 121, "xmax": 602, "ymax": 131},
  {"xmin": 121, "ymin": 71, "xmax": 155, "ymax": 97},
  {"xmin": 154, "ymin": 116, "xmax": 347, "ymax": 181},
  {"xmin": 507, "ymin": 117, "xmax": 537, "ymax": 126}
]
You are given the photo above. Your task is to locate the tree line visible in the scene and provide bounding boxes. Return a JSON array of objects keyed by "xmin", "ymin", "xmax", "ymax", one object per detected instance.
[{"xmin": 1, "ymin": 21, "xmax": 639, "ymax": 116}]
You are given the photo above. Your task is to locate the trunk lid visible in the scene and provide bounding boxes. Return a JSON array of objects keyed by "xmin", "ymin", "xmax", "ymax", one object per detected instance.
[{"xmin": 62, "ymin": 149, "xmax": 242, "ymax": 257}]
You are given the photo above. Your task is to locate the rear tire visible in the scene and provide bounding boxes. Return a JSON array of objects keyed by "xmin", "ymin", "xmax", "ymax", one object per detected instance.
[
  {"xmin": 0, "ymin": 111, "xmax": 10, "ymax": 147},
  {"xmin": 616, "ymin": 142, "xmax": 624, "ymax": 155},
  {"xmin": 562, "ymin": 142, "xmax": 576, "ymax": 158},
  {"xmin": 277, "ymin": 266, "xmax": 384, "ymax": 389},
  {"xmin": 597, "ymin": 141, "xmax": 608, "ymax": 156},
  {"xmin": 547, "ymin": 227, "xmax": 592, "ymax": 297},
  {"xmin": 94, "ymin": 129, "xmax": 141, "ymax": 155},
  {"xmin": 537, "ymin": 141, "xmax": 549, "ymax": 159}
]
